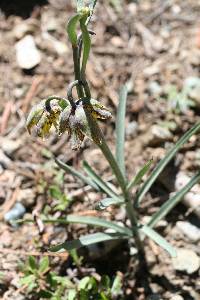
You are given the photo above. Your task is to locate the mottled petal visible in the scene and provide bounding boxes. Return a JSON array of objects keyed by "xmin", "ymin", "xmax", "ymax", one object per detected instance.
[
  {"xmin": 70, "ymin": 127, "xmax": 85, "ymax": 150},
  {"xmin": 59, "ymin": 106, "xmax": 72, "ymax": 134},
  {"xmin": 36, "ymin": 112, "xmax": 52, "ymax": 139},
  {"xmin": 91, "ymin": 99, "xmax": 112, "ymax": 119},
  {"xmin": 26, "ymin": 100, "xmax": 46, "ymax": 134}
]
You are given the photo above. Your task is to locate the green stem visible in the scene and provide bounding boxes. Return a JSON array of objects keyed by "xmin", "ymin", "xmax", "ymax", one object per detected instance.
[
  {"xmin": 79, "ymin": 17, "xmax": 91, "ymax": 81},
  {"xmin": 70, "ymin": 5, "xmax": 144, "ymax": 254},
  {"xmin": 72, "ymin": 46, "xmax": 84, "ymax": 98}
]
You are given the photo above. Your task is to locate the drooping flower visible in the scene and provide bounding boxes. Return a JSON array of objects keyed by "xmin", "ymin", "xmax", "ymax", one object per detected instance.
[
  {"xmin": 26, "ymin": 98, "xmax": 68, "ymax": 139},
  {"xmin": 59, "ymin": 98, "xmax": 111, "ymax": 149},
  {"xmin": 26, "ymin": 97, "xmax": 111, "ymax": 149}
]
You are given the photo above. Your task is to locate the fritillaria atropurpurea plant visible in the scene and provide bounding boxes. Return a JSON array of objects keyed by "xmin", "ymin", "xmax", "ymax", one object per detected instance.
[{"xmin": 27, "ymin": 0, "xmax": 200, "ymax": 261}]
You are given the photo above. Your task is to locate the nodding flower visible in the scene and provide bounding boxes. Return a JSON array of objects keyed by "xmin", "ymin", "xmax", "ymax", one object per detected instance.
[
  {"xmin": 26, "ymin": 99, "xmax": 65, "ymax": 139},
  {"xmin": 27, "ymin": 97, "xmax": 111, "ymax": 149},
  {"xmin": 59, "ymin": 99, "xmax": 111, "ymax": 149}
]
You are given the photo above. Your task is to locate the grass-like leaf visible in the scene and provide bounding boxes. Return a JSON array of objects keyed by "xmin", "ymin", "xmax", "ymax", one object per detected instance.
[
  {"xmin": 116, "ymin": 85, "xmax": 128, "ymax": 176},
  {"xmin": 50, "ymin": 232, "xmax": 128, "ymax": 252},
  {"xmin": 127, "ymin": 159, "xmax": 153, "ymax": 191},
  {"xmin": 55, "ymin": 158, "xmax": 99, "ymax": 191},
  {"xmin": 135, "ymin": 121, "xmax": 200, "ymax": 206},
  {"xmin": 148, "ymin": 170, "xmax": 200, "ymax": 228},
  {"xmin": 83, "ymin": 160, "xmax": 123, "ymax": 203},
  {"xmin": 45, "ymin": 215, "xmax": 132, "ymax": 236},
  {"xmin": 96, "ymin": 197, "xmax": 123, "ymax": 210},
  {"xmin": 140, "ymin": 225, "xmax": 176, "ymax": 258}
]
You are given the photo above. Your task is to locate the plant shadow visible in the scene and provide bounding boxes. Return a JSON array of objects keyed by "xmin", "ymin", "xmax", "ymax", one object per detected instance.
[{"xmin": 0, "ymin": 0, "xmax": 47, "ymax": 18}]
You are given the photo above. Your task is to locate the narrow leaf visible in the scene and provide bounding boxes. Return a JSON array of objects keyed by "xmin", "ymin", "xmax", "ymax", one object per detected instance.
[
  {"xmin": 96, "ymin": 197, "xmax": 123, "ymax": 210},
  {"xmin": 127, "ymin": 159, "xmax": 153, "ymax": 191},
  {"xmin": 83, "ymin": 160, "xmax": 122, "ymax": 203},
  {"xmin": 28, "ymin": 256, "xmax": 37, "ymax": 271},
  {"xmin": 55, "ymin": 158, "xmax": 99, "ymax": 191},
  {"xmin": 148, "ymin": 170, "xmax": 200, "ymax": 228},
  {"xmin": 135, "ymin": 121, "xmax": 200, "ymax": 206},
  {"xmin": 39, "ymin": 257, "xmax": 49, "ymax": 274},
  {"xmin": 50, "ymin": 232, "xmax": 128, "ymax": 252},
  {"xmin": 116, "ymin": 85, "xmax": 128, "ymax": 176},
  {"xmin": 140, "ymin": 225, "xmax": 176, "ymax": 258},
  {"xmin": 44, "ymin": 215, "xmax": 132, "ymax": 236}
]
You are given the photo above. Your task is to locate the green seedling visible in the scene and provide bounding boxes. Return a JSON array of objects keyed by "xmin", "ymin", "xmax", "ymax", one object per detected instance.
[
  {"xmin": 20, "ymin": 256, "xmax": 74, "ymax": 299},
  {"xmin": 20, "ymin": 256, "xmax": 122, "ymax": 300}
]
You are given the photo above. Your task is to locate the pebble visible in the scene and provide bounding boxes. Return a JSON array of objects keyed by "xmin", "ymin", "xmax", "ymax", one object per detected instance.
[
  {"xmin": 15, "ymin": 35, "xmax": 41, "ymax": 69},
  {"xmin": 176, "ymin": 221, "xmax": 200, "ymax": 242},
  {"xmin": 125, "ymin": 121, "xmax": 138, "ymax": 138},
  {"xmin": 171, "ymin": 296, "xmax": 184, "ymax": 300},
  {"xmin": 149, "ymin": 81, "xmax": 162, "ymax": 95},
  {"xmin": 13, "ymin": 22, "xmax": 37, "ymax": 39},
  {"xmin": 127, "ymin": 3, "xmax": 138, "ymax": 16},
  {"xmin": 0, "ymin": 137, "xmax": 21, "ymax": 155},
  {"xmin": 4, "ymin": 203, "xmax": 26, "ymax": 225},
  {"xmin": 172, "ymin": 248, "xmax": 200, "ymax": 274},
  {"xmin": 147, "ymin": 125, "xmax": 172, "ymax": 146},
  {"xmin": 18, "ymin": 188, "xmax": 35, "ymax": 207}
]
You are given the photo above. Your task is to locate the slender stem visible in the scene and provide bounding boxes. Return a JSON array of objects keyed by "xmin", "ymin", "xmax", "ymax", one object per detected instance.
[
  {"xmin": 79, "ymin": 17, "xmax": 91, "ymax": 81},
  {"xmin": 72, "ymin": 46, "xmax": 84, "ymax": 98}
]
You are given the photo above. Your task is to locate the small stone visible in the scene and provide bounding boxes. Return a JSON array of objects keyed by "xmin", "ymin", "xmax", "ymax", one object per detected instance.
[
  {"xmin": 149, "ymin": 81, "xmax": 162, "ymax": 95},
  {"xmin": 142, "ymin": 216, "xmax": 167, "ymax": 228},
  {"xmin": 15, "ymin": 35, "xmax": 41, "ymax": 69},
  {"xmin": 111, "ymin": 36, "xmax": 124, "ymax": 48},
  {"xmin": 0, "ymin": 137, "xmax": 21, "ymax": 155},
  {"xmin": 128, "ymin": 3, "xmax": 138, "ymax": 16},
  {"xmin": 4, "ymin": 203, "xmax": 26, "ymax": 225},
  {"xmin": 171, "ymin": 296, "xmax": 184, "ymax": 300},
  {"xmin": 172, "ymin": 248, "xmax": 200, "ymax": 274},
  {"xmin": 147, "ymin": 125, "xmax": 172, "ymax": 146},
  {"xmin": 50, "ymin": 38, "xmax": 68, "ymax": 55},
  {"xmin": 18, "ymin": 188, "xmax": 35, "ymax": 207},
  {"xmin": 130, "ymin": 247, "xmax": 138, "ymax": 256},
  {"xmin": 125, "ymin": 121, "xmax": 138, "ymax": 138},
  {"xmin": 13, "ymin": 22, "xmax": 37, "ymax": 39},
  {"xmin": 176, "ymin": 221, "xmax": 200, "ymax": 242},
  {"xmin": 152, "ymin": 125, "xmax": 172, "ymax": 140}
]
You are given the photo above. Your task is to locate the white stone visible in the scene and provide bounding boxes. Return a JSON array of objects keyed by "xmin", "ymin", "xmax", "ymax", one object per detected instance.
[
  {"xmin": 15, "ymin": 35, "xmax": 41, "ymax": 69},
  {"xmin": 171, "ymin": 296, "xmax": 184, "ymax": 300},
  {"xmin": 172, "ymin": 248, "xmax": 200, "ymax": 274},
  {"xmin": 176, "ymin": 221, "xmax": 200, "ymax": 242}
]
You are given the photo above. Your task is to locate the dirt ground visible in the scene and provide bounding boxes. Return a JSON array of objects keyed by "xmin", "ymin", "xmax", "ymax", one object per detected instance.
[{"xmin": 0, "ymin": 0, "xmax": 200, "ymax": 299}]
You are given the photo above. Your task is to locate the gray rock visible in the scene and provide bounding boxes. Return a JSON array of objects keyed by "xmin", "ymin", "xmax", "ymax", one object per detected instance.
[
  {"xmin": 176, "ymin": 221, "xmax": 200, "ymax": 242},
  {"xmin": 4, "ymin": 203, "xmax": 26, "ymax": 225},
  {"xmin": 15, "ymin": 35, "xmax": 41, "ymax": 69},
  {"xmin": 172, "ymin": 248, "xmax": 200, "ymax": 274}
]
